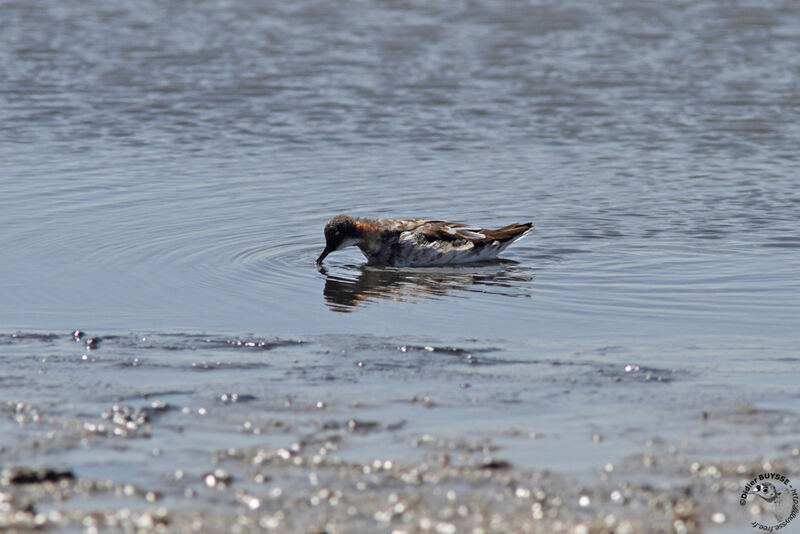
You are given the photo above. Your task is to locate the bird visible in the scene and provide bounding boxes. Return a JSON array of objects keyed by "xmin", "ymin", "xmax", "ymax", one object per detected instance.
[
  {"xmin": 749, "ymin": 482, "xmax": 795, "ymax": 523},
  {"xmin": 316, "ymin": 215, "xmax": 534, "ymax": 267}
]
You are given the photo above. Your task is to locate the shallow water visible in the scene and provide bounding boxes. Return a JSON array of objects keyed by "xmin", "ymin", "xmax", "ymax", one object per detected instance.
[{"xmin": 1, "ymin": 0, "xmax": 800, "ymax": 531}]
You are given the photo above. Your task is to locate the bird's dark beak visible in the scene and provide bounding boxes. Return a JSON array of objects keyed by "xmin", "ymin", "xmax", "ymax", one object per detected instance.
[{"xmin": 316, "ymin": 246, "xmax": 331, "ymax": 265}]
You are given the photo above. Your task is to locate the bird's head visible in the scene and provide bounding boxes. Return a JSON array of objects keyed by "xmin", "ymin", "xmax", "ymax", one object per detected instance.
[
  {"xmin": 750, "ymin": 482, "xmax": 779, "ymax": 503},
  {"xmin": 316, "ymin": 215, "xmax": 361, "ymax": 264}
]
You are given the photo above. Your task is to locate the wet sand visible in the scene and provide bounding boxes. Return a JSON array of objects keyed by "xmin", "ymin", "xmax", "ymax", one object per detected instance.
[
  {"xmin": 1, "ymin": 332, "xmax": 798, "ymax": 533},
  {"xmin": 2, "ymin": 410, "xmax": 798, "ymax": 533}
]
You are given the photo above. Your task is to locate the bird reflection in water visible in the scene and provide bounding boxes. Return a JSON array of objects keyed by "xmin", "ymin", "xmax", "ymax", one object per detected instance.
[{"xmin": 319, "ymin": 260, "xmax": 533, "ymax": 312}]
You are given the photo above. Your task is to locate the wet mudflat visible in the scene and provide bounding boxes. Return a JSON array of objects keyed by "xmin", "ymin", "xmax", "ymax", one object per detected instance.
[{"xmin": 1, "ymin": 332, "xmax": 798, "ymax": 533}]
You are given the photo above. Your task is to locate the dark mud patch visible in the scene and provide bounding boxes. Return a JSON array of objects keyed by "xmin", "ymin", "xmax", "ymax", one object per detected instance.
[{"xmin": 2, "ymin": 467, "xmax": 75, "ymax": 485}]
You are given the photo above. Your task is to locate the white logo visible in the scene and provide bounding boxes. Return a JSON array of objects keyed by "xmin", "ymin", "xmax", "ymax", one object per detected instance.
[{"xmin": 740, "ymin": 473, "xmax": 798, "ymax": 531}]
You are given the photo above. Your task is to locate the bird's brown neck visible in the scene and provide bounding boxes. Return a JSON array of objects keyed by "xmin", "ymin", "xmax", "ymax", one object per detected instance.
[{"xmin": 354, "ymin": 219, "xmax": 381, "ymax": 237}]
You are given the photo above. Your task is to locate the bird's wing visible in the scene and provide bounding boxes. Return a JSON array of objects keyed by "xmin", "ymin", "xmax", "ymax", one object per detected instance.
[
  {"xmin": 410, "ymin": 221, "xmax": 479, "ymax": 243},
  {"xmin": 413, "ymin": 221, "xmax": 533, "ymax": 244},
  {"xmin": 478, "ymin": 222, "xmax": 534, "ymax": 243}
]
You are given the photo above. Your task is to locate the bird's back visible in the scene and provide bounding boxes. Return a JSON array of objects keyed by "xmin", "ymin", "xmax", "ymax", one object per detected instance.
[{"xmin": 390, "ymin": 220, "xmax": 533, "ymax": 267}]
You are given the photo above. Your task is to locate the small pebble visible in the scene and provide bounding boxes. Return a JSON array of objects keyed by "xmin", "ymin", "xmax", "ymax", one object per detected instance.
[{"xmin": 204, "ymin": 469, "xmax": 233, "ymax": 488}]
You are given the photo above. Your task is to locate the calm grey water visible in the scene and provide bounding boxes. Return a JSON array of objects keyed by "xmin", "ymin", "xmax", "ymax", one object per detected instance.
[{"xmin": 1, "ymin": 0, "xmax": 799, "ymax": 530}]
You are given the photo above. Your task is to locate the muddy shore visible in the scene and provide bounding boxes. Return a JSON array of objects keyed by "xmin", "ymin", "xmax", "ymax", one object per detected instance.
[{"xmin": 2, "ymin": 332, "xmax": 798, "ymax": 533}]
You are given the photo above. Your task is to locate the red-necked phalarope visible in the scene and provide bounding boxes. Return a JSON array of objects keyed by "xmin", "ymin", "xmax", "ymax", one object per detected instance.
[{"xmin": 316, "ymin": 215, "xmax": 534, "ymax": 267}]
